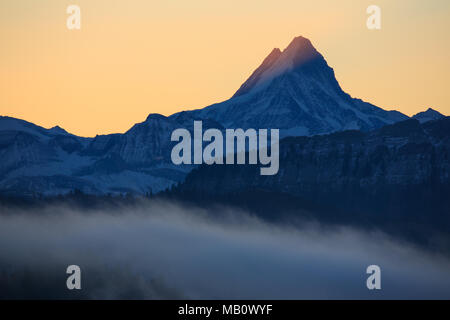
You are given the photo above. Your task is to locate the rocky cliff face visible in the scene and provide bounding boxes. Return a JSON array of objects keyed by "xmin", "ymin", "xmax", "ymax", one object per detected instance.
[
  {"xmin": 173, "ymin": 118, "xmax": 450, "ymax": 227},
  {"xmin": 413, "ymin": 108, "xmax": 445, "ymax": 123}
]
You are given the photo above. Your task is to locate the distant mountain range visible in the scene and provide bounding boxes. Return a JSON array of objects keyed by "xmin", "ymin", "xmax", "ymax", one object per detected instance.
[
  {"xmin": 171, "ymin": 117, "xmax": 450, "ymax": 218},
  {"xmin": 0, "ymin": 36, "xmax": 447, "ymax": 197}
]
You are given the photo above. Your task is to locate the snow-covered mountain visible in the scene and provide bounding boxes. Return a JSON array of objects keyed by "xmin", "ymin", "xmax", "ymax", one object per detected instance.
[
  {"xmin": 173, "ymin": 36, "xmax": 409, "ymax": 137},
  {"xmin": 1, "ymin": 36, "xmax": 446, "ymax": 197},
  {"xmin": 172, "ymin": 117, "xmax": 450, "ymax": 233},
  {"xmin": 0, "ymin": 115, "xmax": 192, "ymax": 197},
  {"xmin": 413, "ymin": 108, "xmax": 445, "ymax": 123},
  {"xmin": 0, "ymin": 112, "xmax": 222, "ymax": 196}
]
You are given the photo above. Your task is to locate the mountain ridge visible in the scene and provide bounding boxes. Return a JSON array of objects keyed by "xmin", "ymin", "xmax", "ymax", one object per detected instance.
[
  {"xmin": 413, "ymin": 108, "xmax": 445, "ymax": 123},
  {"xmin": 0, "ymin": 35, "xmax": 447, "ymax": 197}
]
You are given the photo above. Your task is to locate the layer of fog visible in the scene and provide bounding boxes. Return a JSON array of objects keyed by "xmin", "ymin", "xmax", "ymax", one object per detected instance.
[{"xmin": 0, "ymin": 201, "xmax": 449, "ymax": 299}]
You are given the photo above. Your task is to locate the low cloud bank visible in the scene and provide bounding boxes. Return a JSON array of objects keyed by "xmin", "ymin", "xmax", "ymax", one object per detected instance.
[{"xmin": 0, "ymin": 201, "xmax": 449, "ymax": 299}]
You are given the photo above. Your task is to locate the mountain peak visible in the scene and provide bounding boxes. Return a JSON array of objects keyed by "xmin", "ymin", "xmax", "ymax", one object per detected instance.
[
  {"xmin": 269, "ymin": 47, "xmax": 282, "ymax": 55},
  {"xmin": 49, "ymin": 125, "xmax": 68, "ymax": 135},
  {"xmin": 145, "ymin": 113, "xmax": 168, "ymax": 122},
  {"xmin": 283, "ymin": 36, "xmax": 320, "ymax": 66},
  {"xmin": 232, "ymin": 35, "xmax": 322, "ymax": 98},
  {"xmin": 285, "ymin": 36, "xmax": 316, "ymax": 55},
  {"xmin": 288, "ymin": 35, "xmax": 311, "ymax": 45},
  {"xmin": 232, "ymin": 48, "xmax": 282, "ymax": 97},
  {"xmin": 413, "ymin": 108, "xmax": 445, "ymax": 123}
]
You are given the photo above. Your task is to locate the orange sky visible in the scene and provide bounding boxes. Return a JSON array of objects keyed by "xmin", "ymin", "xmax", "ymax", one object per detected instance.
[{"xmin": 1, "ymin": 0, "xmax": 449, "ymax": 137}]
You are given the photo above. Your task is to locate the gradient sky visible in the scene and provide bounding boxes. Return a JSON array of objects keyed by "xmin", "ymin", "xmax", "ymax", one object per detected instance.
[{"xmin": 1, "ymin": 0, "xmax": 449, "ymax": 137}]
